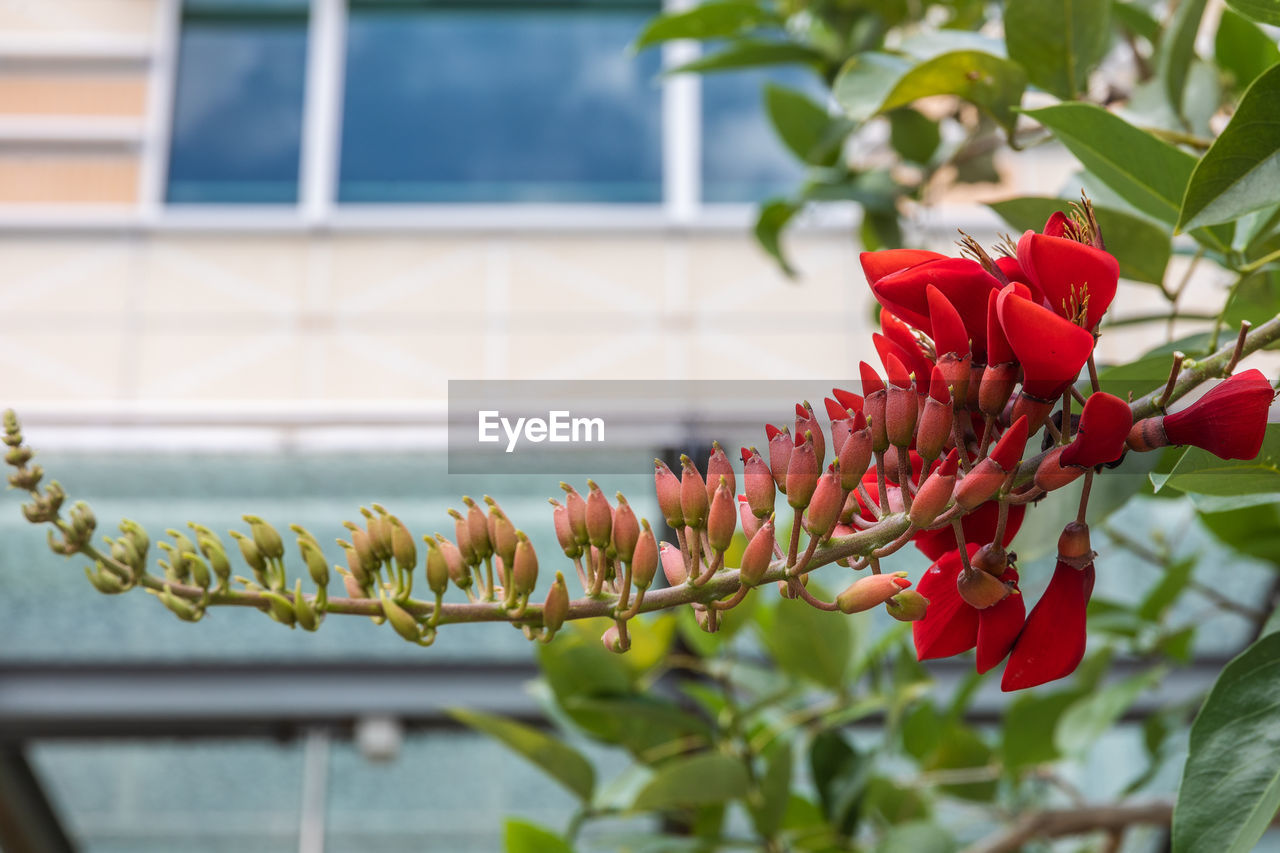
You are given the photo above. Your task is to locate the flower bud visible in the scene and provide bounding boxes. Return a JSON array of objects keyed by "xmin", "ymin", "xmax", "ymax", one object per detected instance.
[
  {"xmin": 953, "ymin": 416, "xmax": 1028, "ymax": 511},
  {"xmin": 957, "ymin": 565, "xmax": 1011, "ymax": 609},
  {"xmin": 435, "ymin": 535, "xmax": 471, "ymax": 589},
  {"xmin": 825, "ymin": 397, "xmax": 853, "ymax": 456},
  {"xmin": 838, "ymin": 413, "xmax": 872, "ymax": 490},
  {"xmin": 741, "ymin": 446, "xmax": 776, "ymax": 518},
  {"xmin": 660, "ymin": 542, "xmax": 686, "ymax": 586},
  {"xmin": 1034, "ymin": 446, "xmax": 1085, "ymax": 492},
  {"xmin": 243, "ymin": 515, "xmax": 284, "ymax": 561},
  {"xmin": 795, "ymin": 402, "xmax": 826, "ymax": 468},
  {"xmin": 559, "ymin": 484, "xmax": 589, "ymax": 546},
  {"xmin": 832, "ymin": 387, "xmax": 863, "ymax": 416},
  {"xmin": 380, "ymin": 590, "xmax": 423, "ymax": 644},
  {"xmin": 120, "ymin": 520, "xmax": 149, "ymax": 564},
  {"xmin": 612, "ymin": 494, "xmax": 640, "ymax": 563},
  {"xmin": 885, "ymin": 589, "xmax": 929, "ymax": 621},
  {"xmin": 971, "ymin": 542, "xmax": 1008, "ymax": 576},
  {"xmin": 342, "ymin": 571, "xmax": 366, "ymax": 599},
  {"xmin": 183, "ymin": 551, "xmax": 211, "ymax": 590},
  {"xmin": 680, "ymin": 455, "xmax": 709, "ymax": 528},
  {"xmin": 766, "ymin": 424, "xmax": 792, "ymax": 493},
  {"xmin": 112, "ymin": 535, "xmax": 143, "ymax": 572},
  {"xmin": 601, "ymin": 624, "xmax": 624, "ymax": 653},
  {"xmin": 229, "ymin": 530, "xmax": 267, "ymax": 575},
  {"xmin": 200, "ymin": 536, "xmax": 231, "ymax": 587},
  {"xmin": 740, "ymin": 515, "xmax": 775, "ymax": 586},
  {"xmin": 366, "ymin": 508, "xmax": 393, "ymax": 563},
  {"xmin": 916, "ymin": 366, "xmax": 954, "ymax": 463},
  {"xmin": 293, "ymin": 579, "xmax": 319, "ymax": 632},
  {"xmin": 837, "ymin": 572, "xmax": 911, "ymax": 614},
  {"xmin": 654, "ymin": 460, "xmax": 685, "ymax": 528},
  {"xmin": 512, "ymin": 532, "xmax": 538, "ymax": 595},
  {"xmin": 979, "ymin": 361, "xmax": 1019, "ymax": 418},
  {"xmin": 1057, "ymin": 521, "xmax": 1094, "ymax": 566},
  {"xmin": 486, "ymin": 498, "xmax": 518, "ymax": 568},
  {"xmin": 707, "ymin": 478, "xmax": 737, "ymax": 553},
  {"xmin": 424, "ymin": 537, "xmax": 450, "ymax": 596},
  {"xmin": 299, "ymin": 539, "xmax": 330, "ymax": 588},
  {"xmin": 340, "ymin": 541, "xmax": 369, "ymax": 587},
  {"xmin": 85, "ymin": 563, "xmax": 127, "ymax": 595},
  {"xmin": 706, "ymin": 441, "xmax": 736, "ymax": 502},
  {"xmin": 463, "ymin": 497, "xmax": 493, "ymax": 560},
  {"xmin": 389, "ymin": 516, "xmax": 417, "ymax": 573},
  {"xmin": 448, "ymin": 508, "xmax": 478, "ymax": 566},
  {"xmin": 582, "ymin": 480, "xmax": 613, "ymax": 549},
  {"xmin": 910, "ymin": 450, "xmax": 958, "ymax": 527},
  {"xmin": 786, "ymin": 433, "xmax": 819, "ymax": 509},
  {"xmin": 632, "ymin": 521, "xmax": 658, "ymax": 589},
  {"xmin": 884, "ymin": 354, "xmax": 918, "ymax": 449},
  {"xmin": 542, "ymin": 572, "xmax": 569, "ymax": 635},
  {"xmin": 804, "ymin": 463, "xmax": 843, "ymax": 540},
  {"xmin": 737, "ymin": 495, "xmax": 761, "ymax": 540},
  {"xmin": 548, "ymin": 499, "xmax": 582, "ymax": 559}
]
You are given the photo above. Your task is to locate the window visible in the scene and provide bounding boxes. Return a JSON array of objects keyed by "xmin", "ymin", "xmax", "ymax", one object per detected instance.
[
  {"xmin": 338, "ymin": 1, "xmax": 664, "ymax": 204},
  {"xmin": 166, "ymin": 1, "xmax": 310, "ymax": 204}
]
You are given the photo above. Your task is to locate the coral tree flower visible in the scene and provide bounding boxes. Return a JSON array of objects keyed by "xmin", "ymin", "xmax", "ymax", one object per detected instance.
[
  {"xmin": 913, "ymin": 546, "xmax": 1024, "ymax": 671},
  {"xmin": 1060, "ymin": 392, "xmax": 1132, "ymax": 468},
  {"xmin": 1016, "ymin": 220, "xmax": 1119, "ymax": 331},
  {"xmin": 1163, "ymin": 368, "xmax": 1275, "ymax": 460},
  {"xmin": 1001, "ymin": 559, "xmax": 1094, "ymax": 691},
  {"xmin": 862, "ymin": 253, "xmax": 1000, "ymax": 358},
  {"xmin": 997, "ymin": 285, "xmax": 1095, "ymax": 399}
]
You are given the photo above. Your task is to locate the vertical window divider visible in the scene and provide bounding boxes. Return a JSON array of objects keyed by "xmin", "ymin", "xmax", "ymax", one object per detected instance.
[
  {"xmin": 140, "ymin": 0, "xmax": 182, "ymax": 222},
  {"xmin": 301, "ymin": 0, "xmax": 348, "ymax": 225},
  {"xmin": 662, "ymin": 0, "xmax": 700, "ymax": 227}
]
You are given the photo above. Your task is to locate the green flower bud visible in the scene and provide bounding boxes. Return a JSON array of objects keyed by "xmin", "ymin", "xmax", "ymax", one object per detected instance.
[
  {"xmin": 379, "ymin": 590, "xmax": 423, "ymax": 644},
  {"xmin": 229, "ymin": 530, "xmax": 266, "ymax": 574},
  {"xmin": 448, "ymin": 508, "xmax": 479, "ymax": 566},
  {"xmin": 157, "ymin": 543, "xmax": 190, "ymax": 583},
  {"xmin": 423, "ymin": 537, "xmax": 450, "ymax": 596},
  {"xmin": 85, "ymin": 563, "xmax": 126, "ymax": 594},
  {"xmin": 885, "ymin": 589, "xmax": 929, "ymax": 622},
  {"xmin": 349, "ymin": 528, "xmax": 379, "ymax": 576},
  {"xmin": 388, "ymin": 516, "xmax": 417, "ymax": 572},
  {"xmin": 158, "ymin": 587, "xmax": 201, "ymax": 622},
  {"xmin": 462, "ymin": 497, "xmax": 492, "ymax": 560},
  {"xmin": 110, "ymin": 536, "xmax": 142, "ymax": 572},
  {"xmin": 69, "ymin": 502, "xmax": 96, "ymax": 537},
  {"xmin": 183, "ymin": 552, "xmax": 211, "ymax": 590},
  {"xmin": 120, "ymin": 520, "xmax": 149, "ymax": 563},
  {"xmin": 198, "ymin": 535, "xmax": 231, "ymax": 588},
  {"xmin": 242, "ymin": 515, "xmax": 284, "ymax": 561},
  {"xmin": 298, "ymin": 539, "xmax": 330, "ymax": 589},
  {"xmin": 366, "ymin": 506, "xmax": 394, "ymax": 563},
  {"xmin": 293, "ymin": 579, "xmax": 319, "ymax": 631},
  {"xmin": 485, "ymin": 499, "xmax": 518, "ymax": 569},
  {"xmin": 434, "ymin": 535, "xmax": 470, "ymax": 589}
]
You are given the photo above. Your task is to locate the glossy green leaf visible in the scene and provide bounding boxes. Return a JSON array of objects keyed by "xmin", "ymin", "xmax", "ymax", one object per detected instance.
[
  {"xmin": 1172, "ymin": 632, "xmax": 1280, "ymax": 853},
  {"xmin": 861, "ymin": 776, "xmax": 929, "ymax": 826},
  {"xmin": 888, "ymin": 107, "xmax": 941, "ymax": 164},
  {"xmin": 1026, "ymin": 103, "xmax": 1197, "ymax": 226},
  {"xmin": 880, "ymin": 50, "xmax": 1027, "ymax": 134},
  {"xmin": 1226, "ymin": 0, "xmax": 1280, "ymax": 25},
  {"xmin": 1179, "ymin": 64, "xmax": 1280, "ymax": 232},
  {"xmin": 757, "ymin": 592, "xmax": 853, "ymax": 687},
  {"xmin": 749, "ymin": 739, "xmax": 793, "ymax": 838},
  {"xmin": 1003, "ymin": 0, "xmax": 1111, "ymax": 100},
  {"xmin": 1112, "ymin": 1, "xmax": 1161, "ymax": 41},
  {"xmin": 1224, "ymin": 270, "xmax": 1280, "ymax": 334},
  {"xmin": 671, "ymin": 40, "xmax": 830, "ymax": 75},
  {"xmin": 1215, "ymin": 9, "xmax": 1280, "ymax": 91},
  {"xmin": 449, "ymin": 709, "xmax": 596, "ymax": 802},
  {"xmin": 1157, "ymin": 0, "xmax": 1207, "ymax": 116},
  {"xmin": 755, "ymin": 200, "xmax": 800, "ymax": 278},
  {"xmin": 505, "ymin": 819, "xmax": 575, "ymax": 853},
  {"xmin": 1153, "ymin": 424, "xmax": 1280, "ymax": 501},
  {"xmin": 562, "ymin": 696, "xmax": 711, "ymax": 758},
  {"xmin": 1001, "ymin": 689, "xmax": 1088, "ymax": 770},
  {"xmin": 989, "ymin": 196, "xmax": 1171, "ymax": 283},
  {"xmin": 1137, "ymin": 557, "xmax": 1195, "ymax": 622},
  {"xmin": 810, "ymin": 730, "xmax": 870, "ymax": 836},
  {"xmin": 764, "ymin": 83, "xmax": 842, "ymax": 166},
  {"xmin": 1199, "ymin": 502, "xmax": 1280, "ymax": 564},
  {"xmin": 630, "ymin": 753, "xmax": 750, "ymax": 811},
  {"xmin": 925, "ymin": 724, "xmax": 996, "ymax": 801},
  {"xmin": 875, "ymin": 822, "xmax": 956, "ymax": 853},
  {"xmin": 632, "ymin": 2, "xmax": 779, "ymax": 49},
  {"xmin": 833, "ymin": 52, "xmax": 913, "ymax": 122},
  {"xmin": 1056, "ymin": 668, "xmax": 1167, "ymax": 755}
]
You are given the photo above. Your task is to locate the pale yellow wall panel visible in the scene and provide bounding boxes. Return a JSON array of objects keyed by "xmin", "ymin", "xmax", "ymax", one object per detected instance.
[
  {"xmin": 0, "ymin": 154, "xmax": 138, "ymax": 203},
  {"xmin": 0, "ymin": 238, "xmax": 136, "ymax": 315},
  {"xmin": 138, "ymin": 237, "xmax": 310, "ymax": 316},
  {"xmin": 0, "ymin": 74, "xmax": 148, "ymax": 116},
  {"xmin": 0, "ymin": 331, "xmax": 126, "ymax": 399},
  {"xmin": 133, "ymin": 331, "xmax": 303, "ymax": 400},
  {"xmin": 326, "ymin": 237, "xmax": 492, "ymax": 316},
  {"xmin": 0, "ymin": 0, "xmax": 157, "ymax": 37}
]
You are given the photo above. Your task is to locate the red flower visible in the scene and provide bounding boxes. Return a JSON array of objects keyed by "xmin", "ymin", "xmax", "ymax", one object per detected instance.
[
  {"xmin": 976, "ymin": 566, "xmax": 1024, "ymax": 674},
  {"xmin": 859, "ymin": 249, "xmax": 947, "ymax": 285},
  {"xmin": 1001, "ymin": 560, "xmax": 1095, "ymax": 691},
  {"xmin": 1016, "ymin": 227, "xmax": 1119, "ymax": 331},
  {"xmin": 868, "ymin": 258, "xmax": 1000, "ymax": 359},
  {"xmin": 1060, "ymin": 391, "xmax": 1132, "ymax": 468},
  {"xmin": 879, "ymin": 311, "xmax": 936, "ymax": 383},
  {"xmin": 914, "ymin": 500, "xmax": 1025, "ymax": 560},
  {"xmin": 874, "ymin": 332, "xmax": 933, "ymax": 389},
  {"xmin": 1163, "ymin": 369, "xmax": 1275, "ymax": 460},
  {"xmin": 997, "ymin": 285, "xmax": 1094, "ymax": 399},
  {"xmin": 914, "ymin": 545, "xmax": 982, "ymax": 660},
  {"xmin": 926, "ymin": 284, "xmax": 970, "ymax": 358}
]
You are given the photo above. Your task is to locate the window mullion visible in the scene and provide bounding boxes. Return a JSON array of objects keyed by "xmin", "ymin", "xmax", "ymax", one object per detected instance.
[
  {"xmin": 300, "ymin": 0, "xmax": 347, "ymax": 223},
  {"xmin": 662, "ymin": 0, "xmax": 700, "ymax": 225}
]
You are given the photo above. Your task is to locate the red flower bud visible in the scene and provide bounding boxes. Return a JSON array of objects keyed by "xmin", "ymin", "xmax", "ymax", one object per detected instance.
[
  {"xmin": 680, "ymin": 455, "xmax": 709, "ymax": 528},
  {"xmin": 707, "ymin": 478, "xmax": 737, "ymax": 553},
  {"xmin": 585, "ymin": 481, "xmax": 613, "ymax": 549},
  {"xmin": 859, "ymin": 248, "xmax": 946, "ymax": 285},
  {"xmin": 601, "ymin": 624, "xmax": 624, "ymax": 653},
  {"xmin": 766, "ymin": 424, "xmax": 793, "ymax": 493},
  {"xmin": 464, "ymin": 496, "xmax": 493, "ymax": 560},
  {"xmin": 795, "ymin": 401, "xmax": 826, "ymax": 468},
  {"xmin": 448, "ymin": 508, "xmax": 478, "ymax": 567},
  {"xmin": 916, "ymin": 366, "xmax": 954, "ymax": 462},
  {"xmin": 436, "ymin": 535, "xmax": 470, "ymax": 589},
  {"xmin": 660, "ymin": 541, "xmax": 686, "ymax": 586},
  {"xmin": 512, "ymin": 532, "xmax": 538, "ymax": 595},
  {"xmin": 787, "ymin": 432, "xmax": 820, "ymax": 509},
  {"xmin": 884, "ymin": 353, "xmax": 918, "ymax": 448},
  {"xmin": 654, "ymin": 460, "xmax": 685, "ymax": 528},
  {"xmin": 997, "ymin": 285, "xmax": 1095, "ymax": 401},
  {"xmin": 558, "ymin": 486, "xmax": 589, "ymax": 547},
  {"xmin": 886, "ymin": 589, "xmax": 930, "ymax": 621},
  {"xmin": 741, "ymin": 446, "xmax": 776, "ymax": 518},
  {"xmin": 1126, "ymin": 417, "xmax": 1169, "ymax": 452},
  {"xmin": 486, "ymin": 500, "xmax": 517, "ymax": 569},
  {"xmin": 976, "ymin": 566, "xmax": 1023, "ymax": 674},
  {"xmin": 740, "ymin": 515, "xmax": 776, "ymax": 586},
  {"xmin": 989, "ymin": 415, "xmax": 1030, "ymax": 470},
  {"xmin": 805, "ymin": 462, "xmax": 844, "ymax": 540},
  {"xmin": 549, "ymin": 499, "xmax": 581, "ymax": 559},
  {"xmin": 861, "ymin": 362, "xmax": 890, "ymax": 454},
  {"xmin": 913, "ymin": 545, "xmax": 981, "ymax": 660},
  {"xmin": 927, "ymin": 284, "xmax": 970, "ymax": 358},
  {"xmin": 878, "ymin": 314, "xmax": 935, "ymax": 388},
  {"xmin": 738, "ymin": 494, "xmax": 761, "ymax": 540},
  {"xmin": 910, "ymin": 450, "xmax": 958, "ymax": 527},
  {"xmin": 1162, "ymin": 368, "xmax": 1275, "ymax": 460},
  {"xmin": 612, "ymin": 494, "xmax": 640, "ymax": 563},
  {"xmin": 954, "ymin": 416, "xmax": 1028, "ymax": 510},
  {"xmin": 1060, "ymin": 391, "xmax": 1132, "ymax": 468},
  {"xmin": 1001, "ymin": 559, "xmax": 1094, "ymax": 691},
  {"xmin": 542, "ymin": 572, "xmax": 569, "ymax": 635},
  {"xmin": 957, "ymin": 564, "xmax": 1011, "ymax": 609},
  {"xmin": 632, "ymin": 520, "xmax": 658, "ymax": 589},
  {"xmin": 837, "ymin": 572, "xmax": 911, "ymax": 614},
  {"xmin": 832, "ymin": 387, "xmax": 864, "ymax": 415},
  {"xmin": 838, "ymin": 413, "xmax": 873, "ymax": 490},
  {"xmin": 706, "ymin": 441, "xmax": 736, "ymax": 502},
  {"xmin": 1034, "ymin": 446, "xmax": 1084, "ymax": 492},
  {"xmin": 1016, "ymin": 229, "xmax": 1119, "ymax": 331},
  {"xmin": 979, "ymin": 362, "xmax": 1019, "ymax": 419}
]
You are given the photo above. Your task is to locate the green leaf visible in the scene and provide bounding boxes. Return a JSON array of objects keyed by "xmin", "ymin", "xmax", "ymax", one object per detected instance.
[
  {"xmin": 810, "ymin": 730, "xmax": 871, "ymax": 836},
  {"xmin": 1026, "ymin": 103, "xmax": 1197, "ymax": 226},
  {"xmin": 1224, "ymin": 270, "xmax": 1280, "ymax": 333},
  {"xmin": 562, "ymin": 696, "xmax": 711, "ymax": 758},
  {"xmin": 924, "ymin": 724, "xmax": 996, "ymax": 801},
  {"xmin": 1112, "ymin": 1, "xmax": 1161, "ymax": 41},
  {"xmin": 764, "ymin": 83, "xmax": 842, "ymax": 166},
  {"xmin": 1155, "ymin": 424, "xmax": 1280, "ymax": 501},
  {"xmin": 1172, "ymin": 633, "xmax": 1280, "ymax": 853},
  {"xmin": 880, "ymin": 50, "xmax": 1027, "ymax": 134},
  {"xmin": 1138, "ymin": 557, "xmax": 1195, "ymax": 622},
  {"xmin": 1001, "ymin": 689, "xmax": 1088, "ymax": 770},
  {"xmin": 755, "ymin": 200, "xmax": 800, "ymax": 277},
  {"xmin": 1178, "ymin": 64, "xmax": 1280, "ymax": 232},
  {"xmin": 861, "ymin": 776, "xmax": 929, "ymax": 826},
  {"xmin": 875, "ymin": 822, "xmax": 956, "ymax": 853},
  {"xmin": 632, "ymin": 2, "xmax": 780, "ymax": 50},
  {"xmin": 630, "ymin": 753, "xmax": 750, "ymax": 811},
  {"xmin": 1200, "ymin": 502, "xmax": 1280, "ymax": 564},
  {"xmin": 450, "ymin": 709, "xmax": 596, "ymax": 802},
  {"xmin": 505, "ymin": 819, "xmax": 575, "ymax": 853},
  {"xmin": 1003, "ymin": 0, "xmax": 1111, "ymax": 100},
  {"xmin": 749, "ymin": 739, "xmax": 793, "ymax": 838},
  {"xmin": 989, "ymin": 196, "xmax": 1171, "ymax": 283},
  {"xmin": 1215, "ymin": 9, "xmax": 1280, "ymax": 91},
  {"xmin": 888, "ymin": 108, "xmax": 941, "ymax": 164},
  {"xmin": 671, "ymin": 40, "xmax": 830, "ymax": 75},
  {"xmin": 834, "ymin": 52, "xmax": 912, "ymax": 123},
  {"xmin": 757, "ymin": 591, "xmax": 853, "ymax": 687},
  {"xmin": 1055, "ymin": 668, "xmax": 1167, "ymax": 756},
  {"xmin": 1226, "ymin": 0, "xmax": 1280, "ymax": 25},
  {"xmin": 1157, "ymin": 0, "xmax": 1207, "ymax": 117}
]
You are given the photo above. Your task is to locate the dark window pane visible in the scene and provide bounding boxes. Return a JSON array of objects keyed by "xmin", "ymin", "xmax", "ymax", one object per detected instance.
[
  {"xmin": 339, "ymin": 6, "xmax": 663, "ymax": 203},
  {"xmin": 167, "ymin": 11, "xmax": 308, "ymax": 204},
  {"xmin": 701, "ymin": 68, "xmax": 816, "ymax": 204}
]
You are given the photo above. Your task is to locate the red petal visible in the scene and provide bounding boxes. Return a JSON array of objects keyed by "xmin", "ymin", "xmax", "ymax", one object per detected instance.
[
  {"xmin": 928, "ymin": 365, "xmax": 951, "ymax": 404},
  {"xmin": 1042, "ymin": 213, "xmax": 1070, "ymax": 238},
  {"xmin": 871, "ymin": 258, "xmax": 1000, "ymax": 359},
  {"xmin": 1061, "ymin": 392, "xmax": 1133, "ymax": 468},
  {"xmin": 913, "ymin": 546, "xmax": 981, "ymax": 661},
  {"xmin": 914, "ymin": 500, "xmax": 1025, "ymax": 561},
  {"xmin": 765, "ymin": 423, "xmax": 783, "ymax": 441},
  {"xmin": 1164, "ymin": 369, "xmax": 1275, "ymax": 460},
  {"xmin": 926, "ymin": 284, "xmax": 970, "ymax": 357},
  {"xmin": 985, "ymin": 283, "xmax": 1029, "ymax": 365},
  {"xmin": 976, "ymin": 568, "xmax": 1024, "ymax": 674},
  {"xmin": 883, "ymin": 351, "xmax": 912, "ymax": 389},
  {"xmin": 1001, "ymin": 561, "xmax": 1093, "ymax": 691},
  {"xmin": 824, "ymin": 397, "xmax": 849, "ymax": 421},
  {"xmin": 997, "ymin": 286, "xmax": 1095, "ymax": 398},
  {"xmin": 833, "ymin": 387, "xmax": 864, "ymax": 414},
  {"xmin": 878, "ymin": 313, "xmax": 936, "ymax": 386},
  {"xmin": 989, "ymin": 416, "xmax": 1029, "ymax": 470},
  {"xmin": 860, "ymin": 249, "xmax": 946, "ymax": 285},
  {"xmin": 996, "ymin": 255, "xmax": 1029, "ymax": 285},
  {"xmin": 1016, "ymin": 231, "xmax": 1119, "ymax": 330},
  {"xmin": 859, "ymin": 361, "xmax": 885, "ymax": 395}
]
